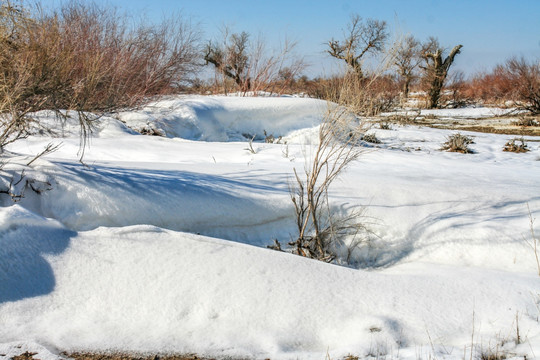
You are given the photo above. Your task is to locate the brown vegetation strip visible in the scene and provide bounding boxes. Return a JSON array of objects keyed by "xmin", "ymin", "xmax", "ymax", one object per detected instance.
[
  {"xmin": 431, "ymin": 125, "xmax": 540, "ymax": 136},
  {"xmin": 65, "ymin": 353, "xmax": 219, "ymax": 360}
]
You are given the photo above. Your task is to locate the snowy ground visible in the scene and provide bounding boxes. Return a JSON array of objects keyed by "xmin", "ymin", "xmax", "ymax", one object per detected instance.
[{"xmin": 1, "ymin": 95, "xmax": 540, "ymax": 360}]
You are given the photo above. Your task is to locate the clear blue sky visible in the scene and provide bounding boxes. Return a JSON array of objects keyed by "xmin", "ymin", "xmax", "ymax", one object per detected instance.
[{"xmin": 47, "ymin": 0, "xmax": 540, "ymax": 78}]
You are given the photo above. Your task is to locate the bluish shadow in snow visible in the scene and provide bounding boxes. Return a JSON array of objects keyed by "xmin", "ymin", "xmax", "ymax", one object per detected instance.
[
  {"xmin": 353, "ymin": 196, "xmax": 540, "ymax": 270},
  {"xmin": 406, "ymin": 197, "xmax": 540, "ymax": 250},
  {"xmin": 43, "ymin": 163, "xmax": 294, "ymax": 246},
  {"xmin": 0, "ymin": 208, "xmax": 75, "ymax": 303},
  {"xmin": 59, "ymin": 162, "xmax": 285, "ymax": 195}
]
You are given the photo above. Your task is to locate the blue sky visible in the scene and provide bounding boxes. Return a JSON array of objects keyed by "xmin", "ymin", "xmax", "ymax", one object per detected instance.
[{"xmin": 49, "ymin": 0, "xmax": 540, "ymax": 78}]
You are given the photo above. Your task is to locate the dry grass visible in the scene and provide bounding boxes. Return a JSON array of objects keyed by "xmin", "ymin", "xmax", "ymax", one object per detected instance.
[
  {"xmin": 319, "ymin": 73, "xmax": 399, "ymax": 116},
  {"xmin": 441, "ymin": 133, "xmax": 475, "ymax": 153},
  {"xmin": 66, "ymin": 352, "xmax": 216, "ymax": 360},
  {"xmin": 503, "ymin": 138, "xmax": 529, "ymax": 153}
]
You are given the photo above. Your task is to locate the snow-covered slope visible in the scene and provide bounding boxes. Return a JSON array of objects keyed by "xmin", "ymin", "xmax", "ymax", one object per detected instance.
[
  {"xmin": 1, "ymin": 96, "xmax": 539, "ymax": 360},
  {"xmin": 118, "ymin": 95, "xmax": 328, "ymax": 141}
]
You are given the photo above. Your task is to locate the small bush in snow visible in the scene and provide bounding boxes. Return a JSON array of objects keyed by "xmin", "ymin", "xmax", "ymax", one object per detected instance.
[
  {"xmin": 139, "ymin": 127, "xmax": 165, "ymax": 137},
  {"xmin": 362, "ymin": 133, "xmax": 381, "ymax": 144},
  {"xmin": 503, "ymin": 138, "xmax": 529, "ymax": 153},
  {"xmin": 441, "ymin": 133, "xmax": 475, "ymax": 153},
  {"xmin": 379, "ymin": 122, "xmax": 392, "ymax": 130},
  {"xmin": 289, "ymin": 107, "xmax": 371, "ymax": 263},
  {"xmin": 0, "ymin": 153, "xmax": 55, "ymax": 202}
]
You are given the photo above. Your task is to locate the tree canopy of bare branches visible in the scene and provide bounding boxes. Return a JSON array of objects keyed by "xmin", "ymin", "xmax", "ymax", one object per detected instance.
[
  {"xmin": 327, "ymin": 14, "xmax": 388, "ymax": 78},
  {"xmin": 394, "ymin": 35, "xmax": 421, "ymax": 100},
  {"xmin": 204, "ymin": 28, "xmax": 306, "ymax": 95},
  {"xmin": 420, "ymin": 37, "xmax": 462, "ymax": 108},
  {"xmin": 204, "ymin": 31, "xmax": 251, "ymax": 92}
]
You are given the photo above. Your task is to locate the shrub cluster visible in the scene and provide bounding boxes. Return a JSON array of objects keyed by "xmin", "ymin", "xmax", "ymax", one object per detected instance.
[
  {"xmin": 0, "ymin": 1, "xmax": 200, "ymax": 150},
  {"xmin": 311, "ymin": 73, "xmax": 399, "ymax": 116},
  {"xmin": 503, "ymin": 138, "xmax": 529, "ymax": 153},
  {"xmin": 441, "ymin": 133, "xmax": 475, "ymax": 153},
  {"xmin": 463, "ymin": 57, "xmax": 540, "ymax": 113}
]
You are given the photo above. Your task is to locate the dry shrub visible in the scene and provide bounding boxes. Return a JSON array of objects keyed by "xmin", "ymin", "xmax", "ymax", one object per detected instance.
[
  {"xmin": 503, "ymin": 138, "xmax": 529, "ymax": 153},
  {"xmin": 464, "ymin": 57, "xmax": 540, "ymax": 112},
  {"xmin": 313, "ymin": 73, "xmax": 399, "ymax": 116},
  {"xmin": 54, "ymin": 2, "xmax": 200, "ymax": 111},
  {"xmin": 512, "ymin": 116, "xmax": 539, "ymax": 127},
  {"xmin": 361, "ymin": 133, "xmax": 381, "ymax": 144},
  {"xmin": 441, "ymin": 133, "xmax": 475, "ymax": 153},
  {"xmin": 504, "ymin": 57, "xmax": 540, "ymax": 114},
  {"xmin": 463, "ymin": 67, "xmax": 514, "ymax": 104},
  {"xmin": 289, "ymin": 106, "xmax": 370, "ymax": 263},
  {"xmin": 0, "ymin": 1, "xmax": 200, "ymax": 151}
]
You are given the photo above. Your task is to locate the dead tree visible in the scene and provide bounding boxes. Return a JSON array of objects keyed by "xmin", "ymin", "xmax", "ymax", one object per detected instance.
[
  {"xmin": 327, "ymin": 14, "xmax": 387, "ymax": 78},
  {"xmin": 421, "ymin": 37, "xmax": 462, "ymax": 108},
  {"xmin": 394, "ymin": 35, "xmax": 420, "ymax": 100},
  {"xmin": 204, "ymin": 31, "xmax": 251, "ymax": 92}
]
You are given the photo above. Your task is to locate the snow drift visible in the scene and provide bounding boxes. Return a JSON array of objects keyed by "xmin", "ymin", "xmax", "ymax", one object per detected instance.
[{"xmin": 1, "ymin": 96, "xmax": 540, "ymax": 359}]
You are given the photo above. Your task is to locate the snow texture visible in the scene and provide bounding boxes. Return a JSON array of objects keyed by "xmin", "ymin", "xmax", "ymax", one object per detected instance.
[{"xmin": 1, "ymin": 96, "xmax": 540, "ymax": 360}]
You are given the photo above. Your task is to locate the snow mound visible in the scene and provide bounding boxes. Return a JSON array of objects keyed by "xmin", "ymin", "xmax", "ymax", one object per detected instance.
[
  {"xmin": 118, "ymin": 96, "xmax": 329, "ymax": 141},
  {"xmin": 1, "ymin": 206, "xmax": 539, "ymax": 360}
]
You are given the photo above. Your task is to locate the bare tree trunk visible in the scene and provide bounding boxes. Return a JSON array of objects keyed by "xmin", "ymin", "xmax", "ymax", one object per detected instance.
[
  {"xmin": 427, "ymin": 73, "xmax": 444, "ymax": 108},
  {"xmin": 402, "ymin": 78, "xmax": 411, "ymax": 100},
  {"xmin": 423, "ymin": 45, "xmax": 462, "ymax": 108}
]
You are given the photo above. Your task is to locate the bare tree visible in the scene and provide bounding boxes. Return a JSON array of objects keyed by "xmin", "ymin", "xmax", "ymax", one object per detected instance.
[
  {"xmin": 204, "ymin": 29, "xmax": 306, "ymax": 95},
  {"xmin": 204, "ymin": 31, "xmax": 251, "ymax": 92},
  {"xmin": 327, "ymin": 14, "xmax": 388, "ymax": 78},
  {"xmin": 420, "ymin": 37, "xmax": 463, "ymax": 108},
  {"xmin": 394, "ymin": 35, "xmax": 421, "ymax": 100}
]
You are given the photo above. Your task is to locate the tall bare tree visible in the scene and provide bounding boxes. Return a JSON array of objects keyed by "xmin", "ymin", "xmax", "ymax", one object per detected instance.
[
  {"xmin": 420, "ymin": 37, "xmax": 463, "ymax": 108},
  {"xmin": 204, "ymin": 31, "xmax": 251, "ymax": 92},
  {"xmin": 394, "ymin": 35, "xmax": 420, "ymax": 100},
  {"xmin": 327, "ymin": 14, "xmax": 388, "ymax": 78}
]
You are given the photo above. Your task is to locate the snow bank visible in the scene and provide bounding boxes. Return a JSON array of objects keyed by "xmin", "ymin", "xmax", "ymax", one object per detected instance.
[
  {"xmin": 118, "ymin": 96, "xmax": 329, "ymax": 141},
  {"xmin": 1, "ymin": 205, "xmax": 539, "ymax": 359},
  {"xmin": 1, "ymin": 96, "xmax": 540, "ymax": 359}
]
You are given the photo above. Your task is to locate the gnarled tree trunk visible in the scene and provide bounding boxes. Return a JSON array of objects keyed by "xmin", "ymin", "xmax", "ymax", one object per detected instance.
[{"xmin": 423, "ymin": 44, "xmax": 462, "ymax": 108}]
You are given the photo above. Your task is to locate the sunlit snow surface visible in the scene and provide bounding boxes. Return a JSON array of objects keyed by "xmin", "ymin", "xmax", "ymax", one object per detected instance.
[{"xmin": 1, "ymin": 96, "xmax": 540, "ymax": 360}]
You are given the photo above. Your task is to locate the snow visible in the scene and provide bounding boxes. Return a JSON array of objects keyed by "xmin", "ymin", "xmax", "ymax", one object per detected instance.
[
  {"xmin": 1, "ymin": 96, "xmax": 540, "ymax": 360},
  {"xmin": 118, "ymin": 95, "xmax": 328, "ymax": 141}
]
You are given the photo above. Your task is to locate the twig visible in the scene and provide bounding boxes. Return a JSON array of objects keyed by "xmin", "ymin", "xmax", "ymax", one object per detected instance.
[
  {"xmin": 244, "ymin": 134, "xmax": 257, "ymax": 154},
  {"xmin": 26, "ymin": 142, "xmax": 62, "ymax": 166}
]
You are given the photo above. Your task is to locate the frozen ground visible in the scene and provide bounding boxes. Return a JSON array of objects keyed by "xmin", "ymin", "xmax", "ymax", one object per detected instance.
[{"xmin": 1, "ymin": 96, "xmax": 540, "ymax": 360}]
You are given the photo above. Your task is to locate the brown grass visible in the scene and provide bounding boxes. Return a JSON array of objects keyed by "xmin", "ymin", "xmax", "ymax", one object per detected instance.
[{"xmin": 66, "ymin": 352, "xmax": 216, "ymax": 360}]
